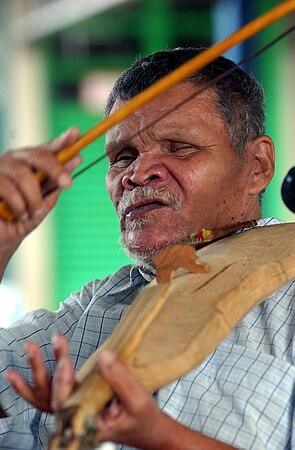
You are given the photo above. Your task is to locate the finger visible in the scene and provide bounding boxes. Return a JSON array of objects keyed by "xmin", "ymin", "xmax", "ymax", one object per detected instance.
[
  {"xmin": 5, "ymin": 370, "xmax": 51, "ymax": 413},
  {"xmin": 41, "ymin": 154, "xmax": 82, "ymax": 196},
  {"xmin": 63, "ymin": 155, "xmax": 83, "ymax": 174},
  {"xmin": 52, "ymin": 333, "xmax": 70, "ymax": 361},
  {"xmin": 42, "ymin": 128, "xmax": 81, "ymax": 189},
  {"xmin": 6, "ymin": 188, "xmax": 60, "ymax": 237},
  {"xmin": 12, "ymin": 127, "xmax": 80, "ymax": 191},
  {"xmin": 45, "ymin": 127, "xmax": 80, "ymax": 154},
  {"xmin": 97, "ymin": 350, "xmax": 147, "ymax": 414},
  {"xmin": 0, "ymin": 174, "xmax": 31, "ymax": 220},
  {"xmin": 32, "ymin": 188, "xmax": 60, "ymax": 220},
  {"xmin": 13, "ymin": 165, "xmax": 43, "ymax": 217},
  {"xmin": 51, "ymin": 334, "xmax": 75, "ymax": 411},
  {"xmin": 100, "ymin": 397, "xmax": 122, "ymax": 421},
  {"xmin": 51, "ymin": 356, "xmax": 75, "ymax": 411},
  {"xmin": 0, "ymin": 154, "xmax": 63, "ymax": 222},
  {"xmin": 24, "ymin": 342, "xmax": 52, "ymax": 406},
  {"xmin": 12, "ymin": 148, "xmax": 73, "ymax": 191},
  {"xmin": 3, "ymin": 163, "xmax": 44, "ymax": 217},
  {"xmin": 0, "ymin": 128, "xmax": 81, "ymax": 219}
]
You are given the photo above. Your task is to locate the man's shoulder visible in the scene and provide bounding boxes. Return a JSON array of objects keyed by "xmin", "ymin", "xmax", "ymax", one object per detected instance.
[
  {"xmin": 78, "ymin": 264, "xmax": 136, "ymax": 295},
  {"xmin": 256, "ymin": 217, "xmax": 285, "ymax": 227}
]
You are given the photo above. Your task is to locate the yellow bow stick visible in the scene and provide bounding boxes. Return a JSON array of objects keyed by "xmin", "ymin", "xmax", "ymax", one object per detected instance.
[{"xmin": 1, "ymin": 0, "xmax": 295, "ymax": 222}]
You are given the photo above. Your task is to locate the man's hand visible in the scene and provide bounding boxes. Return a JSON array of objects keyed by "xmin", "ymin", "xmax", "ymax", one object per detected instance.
[
  {"xmin": 96, "ymin": 352, "xmax": 236, "ymax": 450},
  {"xmin": 96, "ymin": 350, "xmax": 166, "ymax": 448},
  {"xmin": 6, "ymin": 338, "xmax": 235, "ymax": 450},
  {"xmin": 5, "ymin": 334, "xmax": 75, "ymax": 413},
  {"xmin": 6, "ymin": 338, "xmax": 167, "ymax": 448},
  {"xmin": 0, "ymin": 128, "xmax": 82, "ymax": 276}
]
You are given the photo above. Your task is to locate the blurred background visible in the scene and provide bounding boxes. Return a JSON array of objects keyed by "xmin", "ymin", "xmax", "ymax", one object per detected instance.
[{"xmin": 0, "ymin": 0, "xmax": 294, "ymax": 325}]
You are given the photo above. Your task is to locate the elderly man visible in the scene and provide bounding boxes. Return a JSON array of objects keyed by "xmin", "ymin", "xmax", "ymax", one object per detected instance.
[{"xmin": 0, "ymin": 48, "xmax": 293, "ymax": 450}]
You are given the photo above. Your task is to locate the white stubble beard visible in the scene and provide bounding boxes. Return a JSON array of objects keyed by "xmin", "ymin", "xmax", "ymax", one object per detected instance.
[{"xmin": 117, "ymin": 187, "xmax": 191, "ymax": 272}]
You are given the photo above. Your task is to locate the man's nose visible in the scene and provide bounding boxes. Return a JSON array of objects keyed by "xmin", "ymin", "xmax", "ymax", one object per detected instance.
[{"xmin": 122, "ymin": 155, "xmax": 169, "ymax": 190}]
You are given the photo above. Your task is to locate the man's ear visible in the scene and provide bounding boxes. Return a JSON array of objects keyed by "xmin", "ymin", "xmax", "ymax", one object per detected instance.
[{"xmin": 246, "ymin": 135, "xmax": 275, "ymax": 195}]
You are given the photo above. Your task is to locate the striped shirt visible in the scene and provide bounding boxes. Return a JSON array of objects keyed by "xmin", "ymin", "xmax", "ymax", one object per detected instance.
[{"xmin": 0, "ymin": 218, "xmax": 294, "ymax": 449}]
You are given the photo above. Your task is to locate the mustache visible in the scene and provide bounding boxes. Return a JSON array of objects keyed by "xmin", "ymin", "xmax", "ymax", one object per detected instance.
[{"xmin": 117, "ymin": 186, "xmax": 181, "ymax": 220}]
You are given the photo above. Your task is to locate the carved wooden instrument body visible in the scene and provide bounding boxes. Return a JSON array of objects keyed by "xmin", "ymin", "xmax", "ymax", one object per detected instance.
[{"xmin": 49, "ymin": 223, "xmax": 295, "ymax": 450}]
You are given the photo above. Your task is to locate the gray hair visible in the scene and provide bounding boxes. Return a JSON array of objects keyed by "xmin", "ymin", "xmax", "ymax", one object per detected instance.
[{"xmin": 105, "ymin": 47, "xmax": 265, "ymax": 157}]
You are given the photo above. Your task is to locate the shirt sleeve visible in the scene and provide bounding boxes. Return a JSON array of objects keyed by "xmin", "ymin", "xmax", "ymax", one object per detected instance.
[{"xmin": 0, "ymin": 280, "xmax": 98, "ymax": 416}]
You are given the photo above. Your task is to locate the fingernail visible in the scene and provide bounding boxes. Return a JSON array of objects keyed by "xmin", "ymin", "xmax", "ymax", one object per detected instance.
[
  {"xmin": 58, "ymin": 173, "xmax": 72, "ymax": 188},
  {"xmin": 98, "ymin": 350, "xmax": 116, "ymax": 367},
  {"xmin": 21, "ymin": 212, "xmax": 29, "ymax": 222},
  {"xmin": 24, "ymin": 343, "xmax": 35, "ymax": 359},
  {"xmin": 51, "ymin": 333, "xmax": 61, "ymax": 350},
  {"xmin": 59, "ymin": 128, "xmax": 71, "ymax": 140},
  {"xmin": 56, "ymin": 356, "xmax": 65, "ymax": 370},
  {"xmin": 34, "ymin": 208, "xmax": 44, "ymax": 218},
  {"xmin": 5, "ymin": 371, "xmax": 15, "ymax": 383}
]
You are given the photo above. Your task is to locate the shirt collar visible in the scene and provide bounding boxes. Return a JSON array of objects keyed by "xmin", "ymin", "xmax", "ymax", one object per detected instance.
[
  {"xmin": 110, "ymin": 218, "xmax": 282, "ymax": 295},
  {"xmin": 106, "ymin": 265, "xmax": 152, "ymax": 296}
]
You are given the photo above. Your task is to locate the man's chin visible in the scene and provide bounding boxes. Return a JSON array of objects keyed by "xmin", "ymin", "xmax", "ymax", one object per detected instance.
[
  {"xmin": 119, "ymin": 231, "xmax": 190, "ymax": 273},
  {"xmin": 119, "ymin": 236, "xmax": 158, "ymax": 273},
  {"xmin": 124, "ymin": 249, "xmax": 157, "ymax": 274}
]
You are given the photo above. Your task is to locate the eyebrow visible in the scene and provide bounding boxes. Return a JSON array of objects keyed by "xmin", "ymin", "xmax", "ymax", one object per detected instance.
[{"xmin": 148, "ymin": 125, "xmax": 199, "ymax": 142}]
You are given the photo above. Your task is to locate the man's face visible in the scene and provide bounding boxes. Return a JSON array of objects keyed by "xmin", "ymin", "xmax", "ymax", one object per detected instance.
[{"xmin": 105, "ymin": 83, "xmax": 258, "ymax": 261}]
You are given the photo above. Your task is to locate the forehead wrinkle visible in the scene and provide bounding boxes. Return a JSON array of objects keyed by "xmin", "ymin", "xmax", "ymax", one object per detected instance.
[
  {"xmin": 106, "ymin": 86, "xmax": 222, "ymax": 150},
  {"xmin": 146, "ymin": 118, "xmax": 199, "ymax": 142},
  {"xmin": 105, "ymin": 120, "xmax": 135, "ymax": 150}
]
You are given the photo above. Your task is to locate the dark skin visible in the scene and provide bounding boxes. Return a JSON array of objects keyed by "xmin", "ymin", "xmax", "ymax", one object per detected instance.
[
  {"xmin": 2, "ymin": 83, "xmax": 275, "ymax": 448},
  {"xmin": 0, "ymin": 128, "xmax": 82, "ymax": 281},
  {"xmin": 105, "ymin": 84, "xmax": 274, "ymax": 257},
  {"xmin": 6, "ymin": 336, "xmax": 235, "ymax": 449}
]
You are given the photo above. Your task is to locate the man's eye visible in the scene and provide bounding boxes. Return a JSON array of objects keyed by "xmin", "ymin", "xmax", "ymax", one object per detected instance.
[
  {"xmin": 174, "ymin": 145, "xmax": 192, "ymax": 151},
  {"xmin": 170, "ymin": 144, "xmax": 195, "ymax": 156},
  {"xmin": 110, "ymin": 153, "xmax": 135, "ymax": 168},
  {"xmin": 117, "ymin": 154, "xmax": 134, "ymax": 161}
]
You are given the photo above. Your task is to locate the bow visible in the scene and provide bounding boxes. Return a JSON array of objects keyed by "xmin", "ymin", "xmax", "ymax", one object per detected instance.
[{"xmin": 0, "ymin": 0, "xmax": 295, "ymax": 222}]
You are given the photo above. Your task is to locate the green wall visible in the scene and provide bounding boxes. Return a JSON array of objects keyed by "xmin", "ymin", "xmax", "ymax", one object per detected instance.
[
  {"xmin": 254, "ymin": 0, "xmax": 292, "ymax": 219},
  {"xmin": 50, "ymin": 100, "xmax": 128, "ymax": 304}
]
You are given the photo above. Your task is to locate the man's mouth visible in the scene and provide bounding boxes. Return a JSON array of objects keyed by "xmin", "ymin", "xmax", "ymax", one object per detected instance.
[{"xmin": 124, "ymin": 200, "xmax": 168, "ymax": 221}]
